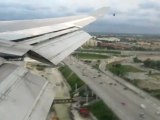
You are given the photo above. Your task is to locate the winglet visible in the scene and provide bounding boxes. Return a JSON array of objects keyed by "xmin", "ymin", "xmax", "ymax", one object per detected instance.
[{"xmin": 90, "ymin": 7, "xmax": 109, "ymax": 18}]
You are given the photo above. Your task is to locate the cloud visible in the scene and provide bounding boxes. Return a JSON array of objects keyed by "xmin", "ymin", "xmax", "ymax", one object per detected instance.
[
  {"xmin": 140, "ymin": 0, "xmax": 160, "ymax": 11},
  {"xmin": 0, "ymin": 2, "xmax": 75, "ymax": 20},
  {"xmin": 0, "ymin": 0, "xmax": 160, "ymax": 34},
  {"xmin": 76, "ymin": 7, "xmax": 94, "ymax": 13},
  {"xmin": 84, "ymin": 20, "xmax": 160, "ymax": 35}
]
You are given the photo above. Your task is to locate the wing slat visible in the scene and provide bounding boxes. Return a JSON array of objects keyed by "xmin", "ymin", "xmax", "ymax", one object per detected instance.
[{"xmin": 19, "ymin": 27, "xmax": 78, "ymax": 45}]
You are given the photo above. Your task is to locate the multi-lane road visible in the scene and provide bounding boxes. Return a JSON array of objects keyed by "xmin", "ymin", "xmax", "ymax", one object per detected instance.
[{"xmin": 64, "ymin": 56, "xmax": 160, "ymax": 120}]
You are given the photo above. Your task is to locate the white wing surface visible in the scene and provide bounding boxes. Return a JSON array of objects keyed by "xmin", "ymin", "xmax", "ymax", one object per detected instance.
[
  {"xmin": 0, "ymin": 8, "xmax": 107, "ymax": 65},
  {"xmin": 0, "ymin": 7, "xmax": 107, "ymax": 65}
]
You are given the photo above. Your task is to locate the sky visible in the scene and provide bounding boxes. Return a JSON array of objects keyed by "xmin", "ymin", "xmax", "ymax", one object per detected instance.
[{"xmin": 1, "ymin": 0, "xmax": 160, "ymax": 34}]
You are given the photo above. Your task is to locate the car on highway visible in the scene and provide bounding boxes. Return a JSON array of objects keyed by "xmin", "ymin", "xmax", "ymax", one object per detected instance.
[
  {"xmin": 123, "ymin": 87, "xmax": 128, "ymax": 90},
  {"xmin": 114, "ymin": 83, "xmax": 117, "ymax": 86},
  {"xmin": 121, "ymin": 102, "xmax": 126, "ymax": 106},
  {"xmin": 98, "ymin": 74, "xmax": 101, "ymax": 77},
  {"xmin": 109, "ymin": 83, "xmax": 113, "ymax": 85},
  {"xmin": 99, "ymin": 82, "xmax": 103, "ymax": 84},
  {"xmin": 156, "ymin": 111, "xmax": 160, "ymax": 116},
  {"xmin": 139, "ymin": 113, "xmax": 145, "ymax": 118},
  {"xmin": 156, "ymin": 107, "xmax": 160, "ymax": 116},
  {"xmin": 140, "ymin": 104, "xmax": 146, "ymax": 109}
]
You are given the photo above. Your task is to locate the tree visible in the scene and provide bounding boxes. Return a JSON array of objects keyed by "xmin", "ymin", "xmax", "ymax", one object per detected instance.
[
  {"xmin": 144, "ymin": 59, "xmax": 151, "ymax": 67},
  {"xmin": 133, "ymin": 57, "xmax": 142, "ymax": 63},
  {"xmin": 144, "ymin": 59, "xmax": 160, "ymax": 70},
  {"xmin": 110, "ymin": 64, "xmax": 127, "ymax": 76},
  {"xmin": 148, "ymin": 70, "xmax": 152, "ymax": 75}
]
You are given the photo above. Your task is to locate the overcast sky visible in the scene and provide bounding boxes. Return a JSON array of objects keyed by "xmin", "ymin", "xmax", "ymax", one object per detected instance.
[{"xmin": 1, "ymin": 0, "xmax": 160, "ymax": 34}]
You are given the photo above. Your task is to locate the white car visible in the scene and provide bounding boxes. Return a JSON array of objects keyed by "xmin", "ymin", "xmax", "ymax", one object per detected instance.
[
  {"xmin": 156, "ymin": 111, "xmax": 160, "ymax": 116},
  {"xmin": 140, "ymin": 104, "xmax": 146, "ymax": 109}
]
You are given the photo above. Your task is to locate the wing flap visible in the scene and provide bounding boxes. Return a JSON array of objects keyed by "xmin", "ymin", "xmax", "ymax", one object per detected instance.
[
  {"xmin": 0, "ymin": 63, "xmax": 55, "ymax": 120},
  {"xmin": 30, "ymin": 30, "xmax": 91, "ymax": 65},
  {"xmin": 0, "ymin": 40, "xmax": 32, "ymax": 56}
]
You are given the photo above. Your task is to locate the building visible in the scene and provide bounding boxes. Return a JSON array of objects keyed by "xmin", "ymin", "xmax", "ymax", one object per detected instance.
[
  {"xmin": 97, "ymin": 37, "xmax": 120, "ymax": 42},
  {"xmin": 83, "ymin": 39, "xmax": 98, "ymax": 47},
  {"xmin": 137, "ymin": 41, "xmax": 151, "ymax": 46},
  {"xmin": 97, "ymin": 42, "xmax": 132, "ymax": 50}
]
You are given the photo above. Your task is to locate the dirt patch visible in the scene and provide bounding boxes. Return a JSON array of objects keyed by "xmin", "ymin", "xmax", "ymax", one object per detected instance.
[
  {"xmin": 138, "ymin": 80, "xmax": 160, "ymax": 90},
  {"xmin": 138, "ymin": 55, "xmax": 160, "ymax": 61}
]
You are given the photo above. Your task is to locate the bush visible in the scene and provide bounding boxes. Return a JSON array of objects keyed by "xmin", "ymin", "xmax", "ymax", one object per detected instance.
[
  {"xmin": 88, "ymin": 101, "xmax": 119, "ymax": 120},
  {"xmin": 59, "ymin": 65, "xmax": 84, "ymax": 92},
  {"xmin": 133, "ymin": 57, "xmax": 142, "ymax": 63},
  {"xmin": 110, "ymin": 64, "xmax": 127, "ymax": 76},
  {"xmin": 143, "ymin": 59, "xmax": 160, "ymax": 70}
]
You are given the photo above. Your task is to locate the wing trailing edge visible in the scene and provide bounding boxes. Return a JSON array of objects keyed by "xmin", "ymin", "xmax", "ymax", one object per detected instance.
[{"xmin": 29, "ymin": 30, "xmax": 91, "ymax": 65}]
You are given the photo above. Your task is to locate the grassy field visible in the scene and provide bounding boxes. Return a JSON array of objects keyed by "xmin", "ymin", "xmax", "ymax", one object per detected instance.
[
  {"xmin": 107, "ymin": 64, "xmax": 143, "ymax": 73},
  {"xmin": 58, "ymin": 65, "xmax": 84, "ymax": 92},
  {"xmin": 73, "ymin": 53, "xmax": 109, "ymax": 59},
  {"xmin": 77, "ymin": 49, "xmax": 121, "ymax": 54},
  {"xmin": 120, "ymin": 65, "xmax": 143, "ymax": 72},
  {"xmin": 106, "ymin": 63, "xmax": 144, "ymax": 77},
  {"xmin": 149, "ymin": 73, "xmax": 160, "ymax": 80},
  {"xmin": 87, "ymin": 100, "xmax": 119, "ymax": 120},
  {"xmin": 143, "ymin": 89, "xmax": 160, "ymax": 99}
]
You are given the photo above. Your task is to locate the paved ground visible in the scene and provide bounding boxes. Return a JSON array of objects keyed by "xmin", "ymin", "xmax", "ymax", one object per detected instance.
[
  {"xmin": 64, "ymin": 56, "xmax": 160, "ymax": 120},
  {"xmin": 138, "ymin": 55, "xmax": 160, "ymax": 61},
  {"xmin": 45, "ymin": 68, "xmax": 71, "ymax": 120}
]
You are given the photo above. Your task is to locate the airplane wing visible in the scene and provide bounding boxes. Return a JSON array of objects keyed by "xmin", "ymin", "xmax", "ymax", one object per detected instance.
[
  {"xmin": 0, "ymin": 7, "xmax": 107, "ymax": 65},
  {"xmin": 0, "ymin": 40, "xmax": 32, "ymax": 57},
  {"xmin": 0, "ymin": 7, "xmax": 107, "ymax": 120}
]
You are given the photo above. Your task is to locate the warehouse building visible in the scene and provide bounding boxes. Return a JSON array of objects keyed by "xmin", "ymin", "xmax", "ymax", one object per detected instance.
[{"xmin": 97, "ymin": 37, "xmax": 120, "ymax": 42}]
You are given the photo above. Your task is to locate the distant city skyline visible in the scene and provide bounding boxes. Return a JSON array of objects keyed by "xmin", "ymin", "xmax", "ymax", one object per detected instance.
[{"xmin": 1, "ymin": 0, "xmax": 160, "ymax": 34}]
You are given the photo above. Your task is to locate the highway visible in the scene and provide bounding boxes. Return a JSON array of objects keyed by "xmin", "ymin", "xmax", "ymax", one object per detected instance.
[
  {"xmin": 79, "ymin": 49, "xmax": 160, "ymax": 55},
  {"xmin": 64, "ymin": 56, "xmax": 160, "ymax": 120}
]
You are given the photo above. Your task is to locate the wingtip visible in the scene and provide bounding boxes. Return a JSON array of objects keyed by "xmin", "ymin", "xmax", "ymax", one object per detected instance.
[{"xmin": 91, "ymin": 7, "xmax": 109, "ymax": 18}]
